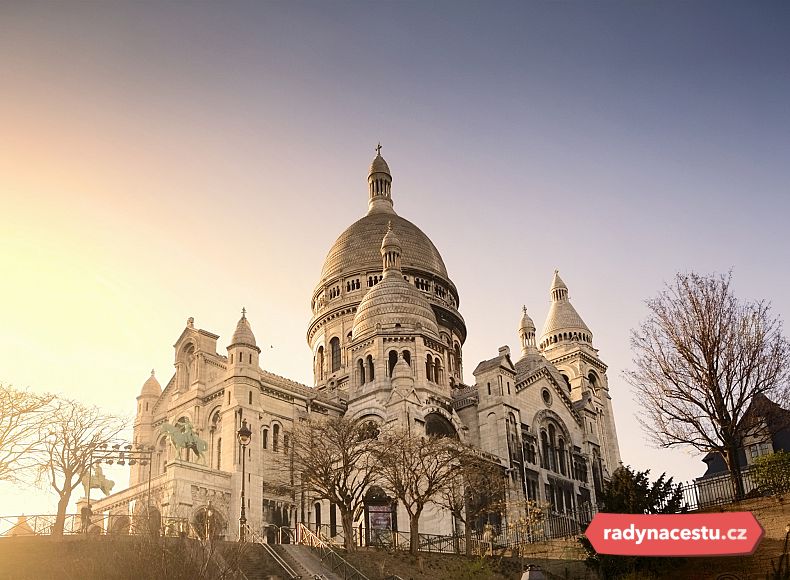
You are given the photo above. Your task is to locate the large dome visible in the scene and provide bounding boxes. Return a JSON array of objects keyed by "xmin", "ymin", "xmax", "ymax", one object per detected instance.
[{"xmin": 320, "ymin": 212, "xmax": 448, "ymax": 283}]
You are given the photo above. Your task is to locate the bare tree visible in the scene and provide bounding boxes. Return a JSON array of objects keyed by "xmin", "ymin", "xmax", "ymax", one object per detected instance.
[
  {"xmin": 282, "ymin": 416, "xmax": 380, "ymax": 551},
  {"xmin": 0, "ymin": 384, "xmax": 52, "ymax": 483},
  {"xmin": 627, "ymin": 272, "xmax": 790, "ymax": 498},
  {"xmin": 373, "ymin": 430, "xmax": 466, "ymax": 555},
  {"xmin": 36, "ymin": 398, "xmax": 127, "ymax": 535},
  {"xmin": 437, "ymin": 451, "xmax": 504, "ymax": 555}
]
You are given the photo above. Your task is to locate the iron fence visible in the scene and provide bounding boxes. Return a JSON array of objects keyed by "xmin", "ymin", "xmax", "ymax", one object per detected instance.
[{"xmin": 669, "ymin": 468, "xmax": 763, "ymax": 512}]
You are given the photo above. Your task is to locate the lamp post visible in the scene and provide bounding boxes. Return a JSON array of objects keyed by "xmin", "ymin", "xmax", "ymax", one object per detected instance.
[
  {"xmin": 237, "ymin": 418, "xmax": 252, "ymax": 541},
  {"xmin": 206, "ymin": 500, "xmax": 213, "ymax": 541},
  {"xmin": 88, "ymin": 443, "xmax": 154, "ymax": 533}
]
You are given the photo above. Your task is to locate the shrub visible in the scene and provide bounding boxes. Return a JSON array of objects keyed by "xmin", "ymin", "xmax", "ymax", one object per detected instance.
[{"xmin": 752, "ymin": 450, "xmax": 790, "ymax": 495}]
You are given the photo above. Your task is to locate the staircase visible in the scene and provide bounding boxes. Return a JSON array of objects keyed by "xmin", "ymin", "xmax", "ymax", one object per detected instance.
[{"xmin": 273, "ymin": 543, "xmax": 343, "ymax": 580}]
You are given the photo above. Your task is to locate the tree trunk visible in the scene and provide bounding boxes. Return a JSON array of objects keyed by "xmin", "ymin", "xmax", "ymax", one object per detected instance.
[
  {"xmin": 340, "ymin": 509, "xmax": 356, "ymax": 552},
  {"xmin": 409, "ymin": 513, "xmax": 421, "ymax": 556},
  {"xmin": 52, "ymin": 493, "xmax": 70, "ymax": 536},
  {"xmin": 726, "ymin": 444, "xmax": 745, "ymax": 501},
  {"xmin": 464, "ymin": 518, "xmax": 472, "ymax": 557}
]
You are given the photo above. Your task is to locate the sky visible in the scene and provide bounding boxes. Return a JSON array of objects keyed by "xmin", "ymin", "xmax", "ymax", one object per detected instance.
[{"xmin": 1, "ymin": 0, "xmax": 789, "ymax": 518}]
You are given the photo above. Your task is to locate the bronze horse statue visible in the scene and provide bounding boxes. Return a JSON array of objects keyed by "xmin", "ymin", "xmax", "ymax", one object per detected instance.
[{"xmin": 161, "ymin": 418, "xmax": 208, "ymax": 463}]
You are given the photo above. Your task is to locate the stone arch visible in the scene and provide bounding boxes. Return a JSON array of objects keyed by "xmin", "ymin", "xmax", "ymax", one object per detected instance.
[
  {"xmin": 587, "ymin": 370, "xmax": 600, "ymax": 390},
  {"xmin": 531, "ymin": 409, "xmax": 572, "ymax": 443},
  {"xmin": 192, "ymin": 504, "xmax": 227, "ymax": 540},
  {"xmin": 348, "ymin": 406, "xmax": 387, "ymax": 424},
  {"xmin": 425, "ymin": 413, "xmax": 457, "ymax": 439},
  {"xmin": 421, "ymin": 406, "xmax": 465, "ymax": 441}
]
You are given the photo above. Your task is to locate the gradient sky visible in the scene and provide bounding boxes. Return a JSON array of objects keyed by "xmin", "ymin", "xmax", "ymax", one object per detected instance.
[{"xmin": 1, "ymin": 1, "xmax": 789, "ymax": 518}]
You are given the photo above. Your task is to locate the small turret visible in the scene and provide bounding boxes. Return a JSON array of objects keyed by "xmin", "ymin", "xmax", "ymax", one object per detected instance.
[
  {"xmin": 228, "ymin": 308, "xmax": 261, "ymax": 369},
  {"xmin": 518, "ymin": 306, "xmax": 538, "ymax": 356}
]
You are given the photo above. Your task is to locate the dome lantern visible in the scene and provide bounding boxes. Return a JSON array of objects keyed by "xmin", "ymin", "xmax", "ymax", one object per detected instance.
[{"xmin": 368, "ymin": 143, "xmax": 394, "ymax": 215}]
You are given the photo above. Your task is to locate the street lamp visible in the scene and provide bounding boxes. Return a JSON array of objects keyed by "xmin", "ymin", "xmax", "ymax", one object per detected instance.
[
  {"xmin": 237, "ymin": 418, "xmax": 252, "ymax": 541},
  {"xmin": 206, "ymin": 500, "xmax": 214, "ymax": 541}
]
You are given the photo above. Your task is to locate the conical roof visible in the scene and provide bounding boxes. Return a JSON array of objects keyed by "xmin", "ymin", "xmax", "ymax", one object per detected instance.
[
  {"xmin": 551, "ymin": 270, "xmax": 568, "ymax": 292},
  {"xmin": 230, "ymin": 308, "xmax": 258, "ymax": 349},
  {"xmin": 140, "ymin": 370, "xmax": 162, "ymax": 398},
  {"xmin": 540, "ymin": 271, "xmax": 592, "ymax": 345}
]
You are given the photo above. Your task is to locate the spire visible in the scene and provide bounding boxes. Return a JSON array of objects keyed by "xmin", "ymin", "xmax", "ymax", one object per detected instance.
[
  {"xmin": 551, "ymin": 270, "xmax": 568, "ymax": 302},
  {"xmin": 367, "ymin": 144, "xmax": 394, "ymax": 215},
  {"xmin": 380, "ymin": 221, "xmax": 402, "ymax": 277}
]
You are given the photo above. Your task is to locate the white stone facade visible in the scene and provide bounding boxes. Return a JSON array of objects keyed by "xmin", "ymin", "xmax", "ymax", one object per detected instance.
[{"xmin": 92, "ymin": 149, "xmax": 622, "ymax": 540}]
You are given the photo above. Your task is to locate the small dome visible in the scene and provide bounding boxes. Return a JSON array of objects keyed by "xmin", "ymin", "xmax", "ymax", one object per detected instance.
[
  {"xmin": 352, "ymin": 227, "xmax": 439, "ymax": 339},
  {"xmin": 369, "ymin": 153, "xmax": 391, "ymax": 176},
  {"xmin": 140, "ymin": 370, "xmax": 161, "ymax": 398},
  {"xmin": 352, "ymin": 276, "xmax": 440, "ymax": 338},
  {"xmin": 381, "ymin": 221, "xmax": 401, "ymax": 252},
  {"xmin": 230, "ymin": 308, "xmax": 258, "ymax": 348},
  {"xmin": 519, "ymin": 305, "xmax": 535, "ymax": 332}
]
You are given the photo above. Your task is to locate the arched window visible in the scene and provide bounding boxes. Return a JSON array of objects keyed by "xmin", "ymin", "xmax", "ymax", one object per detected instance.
[
  {"xmin": 402, "ymin": 350, "xmax": 411, "ymax": 366},
  {"xmin": 317, "ymin": 347, "xmax": 325, "ymax": 381},
  {"xmin": 558, "ymin": 438, "xmax": 567, "ymax": 476},
  {"xmin": 561, "ymin": 374, "xmax": 571, "ymax": 392},
  {"xmin": 434, "ymin": 359, "xmax": 442, "ymax": 385},
  {"xmin": 216, "ymin": 437, "xmax": 222, "ymax": 470},
  {"xmin": 426, "ymin": 355, "xmax": 434, "ymax": 382},
  {"xmin": 548, "ymin": 424, "xmax": 557, "ymax": 472},
  {"xmin": 588, "ymin": 372, "xmax": 598, "ymax": 389},
  {"xmin": 540, "ymin": 431, "xmax": 549, "ymax": 470},
  {"xmin": 366, "ymin": 355, "xmax": 375, "ymax": 381},
  {"xmin": 273, "ymin": 424, "xmax": 280, "ymax": 452},
  {"xmin": 454, "ymin": 343, "xmax": 462, "ymax": 376},
  {"xmin": 388, "ymin": 350, "xmax": 398, "ymax": 376},
  {"xmin": 357, "ymin": 359, "xmax": 366, "ymax": 385},
  {"xmin": 314, "ymin": 503, "xmax": 321, "ymax": 532},
  {"xmin": 262, "ymin": 428, "xmax": 268, "ymax": 450},
  {"xmin": 330, "ymin": 338, "xmax": 341, "ymax": 372}
]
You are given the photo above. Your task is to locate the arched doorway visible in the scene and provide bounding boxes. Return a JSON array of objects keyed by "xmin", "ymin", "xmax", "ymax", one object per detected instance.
[
  {"xmin": 364, "ymin": 486, "xmax": 396, "ymax": 547},
  {"xmin": 424, "ymin": 412, "xmax": 458, "ymax": 439},
  {"xmin": 192, "ymin": 505, "xmax": 227, "ymax": 540}
]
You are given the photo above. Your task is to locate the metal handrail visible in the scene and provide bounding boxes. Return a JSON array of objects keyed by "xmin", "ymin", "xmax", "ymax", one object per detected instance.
[
  {"xmin": 0, "ymin": 513, "xmax": 190, "ymax": 538},
  {"xmin": 243, "ymin": 523, "xmax": 300, "ymax": 580},
  {"xmin": 297, "ymin": 523, "xmax": 370, "ymax": 580}
]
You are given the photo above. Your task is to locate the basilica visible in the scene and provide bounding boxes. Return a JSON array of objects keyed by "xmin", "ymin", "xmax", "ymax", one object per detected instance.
[{"xmin": 92, "ymin": 149, "xmax": 622, "ymax": 541}]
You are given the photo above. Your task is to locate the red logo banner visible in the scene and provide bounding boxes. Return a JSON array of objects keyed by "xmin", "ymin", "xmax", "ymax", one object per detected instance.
[{"xmin": 585, "ymin": 512, "xmax": 763, "ymax": 557}]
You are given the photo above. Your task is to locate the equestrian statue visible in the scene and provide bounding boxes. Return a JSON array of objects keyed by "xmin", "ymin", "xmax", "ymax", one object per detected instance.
[
  {"xmin": 81, "ymin": 464, "xmax": 115, "ymax": 498},
  {"xmin": 161, "ymin": 418, "xmax": 208, "ymax": 463}
]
